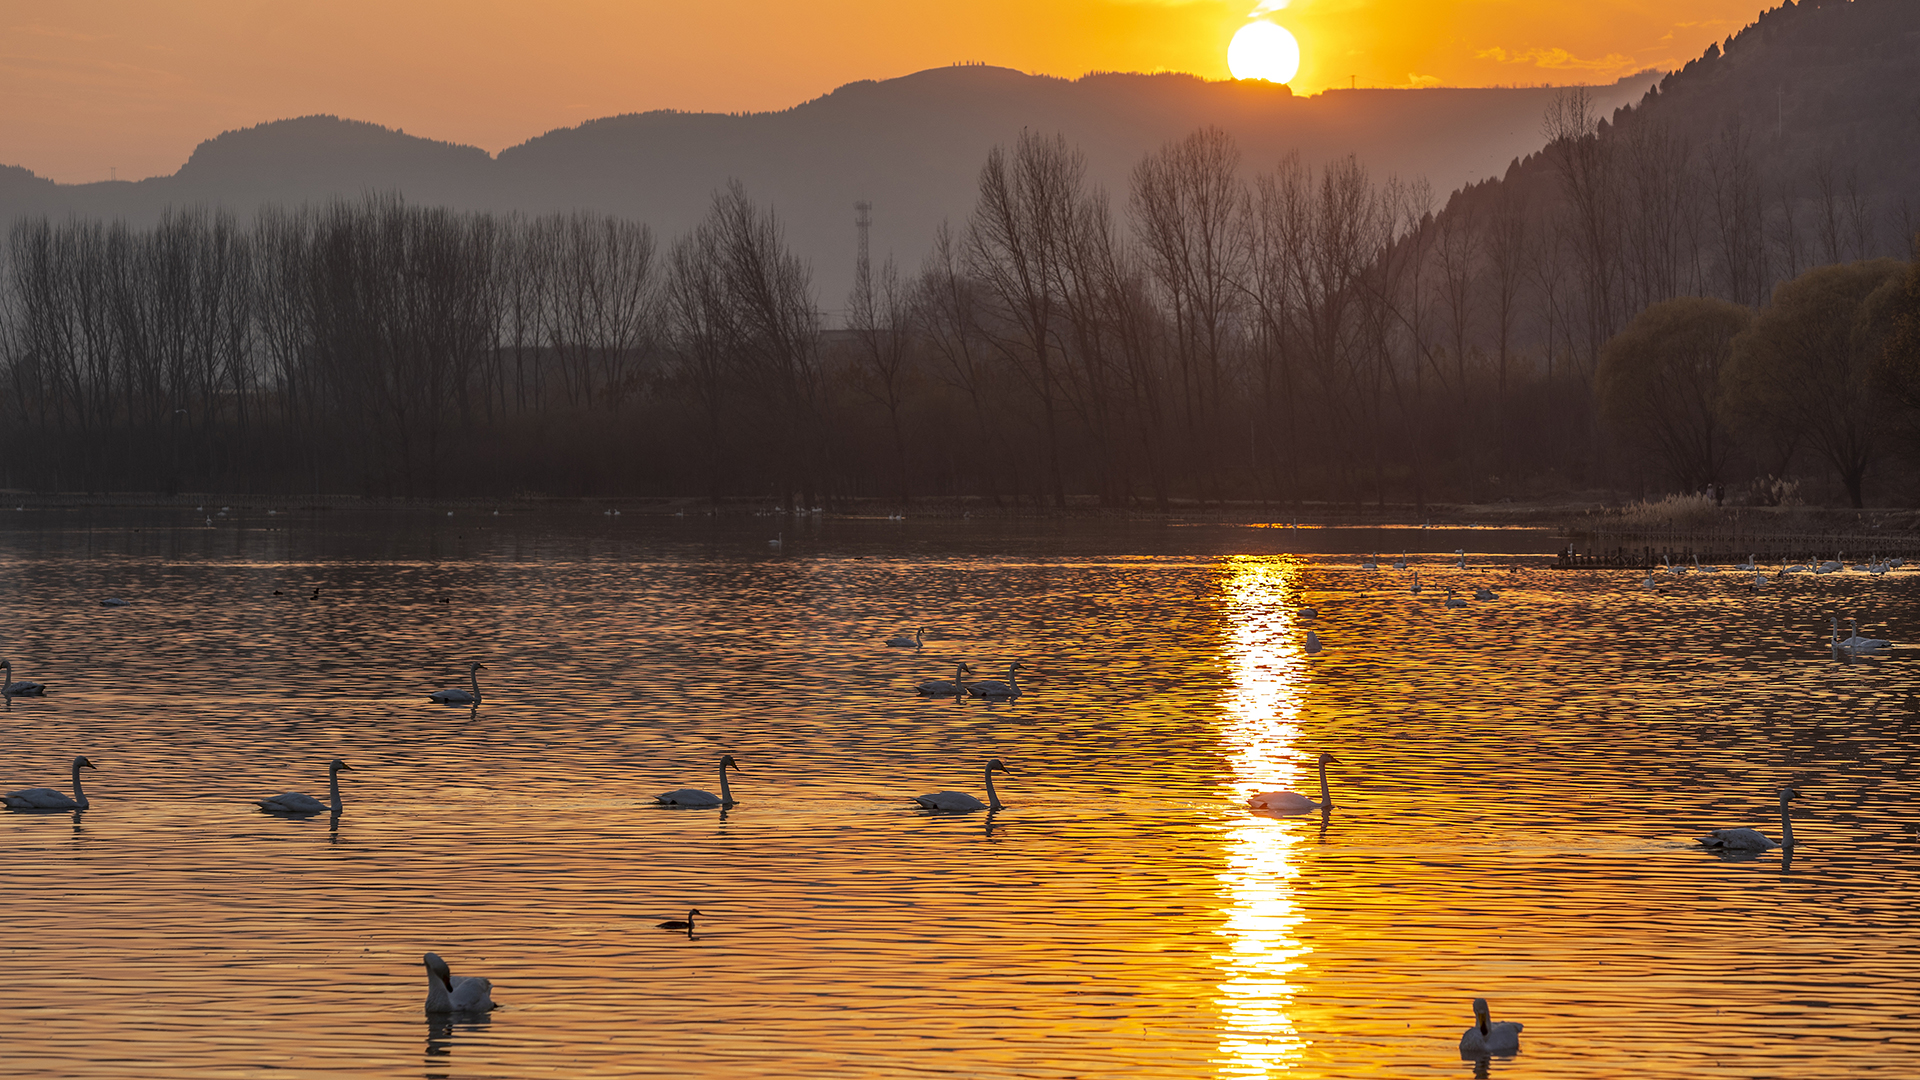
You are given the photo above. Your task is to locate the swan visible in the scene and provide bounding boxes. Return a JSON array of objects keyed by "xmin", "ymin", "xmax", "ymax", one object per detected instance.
[
  {"xmin": 1454, "ymin": 548, "xmax": 1466, "ymax": 570},
  {"xmin": 256, "ymin": 758, "xmax": 351, "ymax": 815},
  {"xmin": 1694, "ymin": 554, "xmax": 1721, "ymax": 574},
  {"xmin": 423, "ymin": 952, "xmax": 495, "ymax": 1013},
  {"xmin": 1360, "ymin": 554, "xmax": 1378, "ymax": 571},
  {"xmin": 101, "ymin": 597, "xmax": 129, "ymax": 607},
  {"xmin": 1445, "ymin": 589, "xmax": 1468, "ymax": 608},
  {"xmin": 1700, "ymin": 786, "xmax": 1796, "ymax": 850},
  {"xmin": 3, "ymin": 756, "xmax": 95, "ymax": 810},
  {"xmin": 1247, "ymin": 752, "xmax": 1336, "ymax": 814},
  {"xmin": 1473, "ymin": 585, "xmax": 1496, "ymax": 601},
  {"xmin": 1458, "ymin": 998, "xmax": 1523, "ymax": 1057},
  {"xmin": 1750, "ymin": 571, "xmax": 1768, "ymax": 588},
  {"xmin": 656, "ymin": 754, "xmax": 741, "ymax": 807},
  {"xmin": 1304, "ymin": 630, "xmax": 1323, "ymax": 655},
  {"xmin": 1299, "ymin": 606, "xmax": 1318, "ymax": 620},
  {"xmin": 1639, "ymin": 572, "xmax": 1657, "ymax": 590},
  {"xmin": 886, "ymin": 627, "xmax": 926, "ymax": 649},
  {"xmin": 0, "ymin": 659, "xmax": 47, "ymax": 697},
  {"xmin": 1816, "ymin": 556, "xmax": 1842, "ymax": 574},
  {"xmin": 913, "ymin": 758, "xmax": 1010, "ymax": 812},
  {"xmin": 1392, "ymin": 552, "xmax": 1408, "ymax": 570},
  {"xmin": 769, "ymin": 532, "xmax": 783, "ymax": 550},
  {"xmin": 1783, "ymin": 558, "xmax": 1809, "ymax": 574},
  {"xmin": 1736, "ymin": 554, "xmax": 1757, "ymax": 572},
  {"xmin": 657, "ymin": 909, "xmax": 703, "ymax": 931},
  {"xmin": 428, "ymin": 662, "xmax": 486, "ymax": 705},
  {"xmin": 1839, "ymin": 617, "xmax": 1890, "ymax": 651},
  {"xmin": 916, "ymin": 663, "xmax": 975, "ymax": 696},
  {"xmin": 1410, "ymin": 570, "xmax": 1422, "ymax": 595},
  {"xmin": 967, "ymin": 661, "xmax": 1023, "ymax": 698}
]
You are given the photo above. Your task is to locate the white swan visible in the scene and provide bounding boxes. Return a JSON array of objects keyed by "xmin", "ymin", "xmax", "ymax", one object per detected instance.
[
  {"xmin": 1473, "ymin": 585, "xmax": 1496, "ymax": 601},
  {"xmin": 1639, "ymin": 572, "xmax": 1657, "ymax": 590},
  {"xmin": 1247, "ymin": 752, "xmax": 1336, "ymax": 814},
  {"xmin": 916, "ymin": 663, "xmax": 974, "ymax": 696},
  {"xmin": 1840, "ymin": 618, "xmax": 1891, "ymax": 651},
  {"xmin": 1458, "ymin": 998, "xmax": 1523, "ymax": 1057},
  {"xmin": 1445, "ymin": 589, "xmax": 1468, "ymax": 608},
  {"xmin": 1816, "ymin": 556, "xmax": 1842, "ymax": 574},
  {"xmin": 769, "ymin": 532, "xmax": 783, "ymax": 550},
  {"xmin": 967, "ymin": 662, "xmax": 1023, "ymax": 698},
  {"xmin": 656, "ymin": 754, "xmax": 741, "ymax": 807},
  {"xmin": 1700, "ymin": 786, "xmax": 1796, "ymax": 850},
  {"xmin": 1694, "ymin": 554, "xmax": 1721, "ymax": 574},
  {"xmin": 1736, "ymin": 554, "xmax": 1757, "ymax": 572},
  {"xmin": 886, "ymin": 627, "xmax": 926, "ymax": 649},
  {"xmin": 1360, "ymin": 554, "xmax": 1378, "ymax": 571},
  {"xmin": 428, "ymin": 662, "xmax": 486, "ymax": 705},
  {"xmin": 256, "ymin": 758, "xmax": 351, "ymax": 815},
  {"xmin": 0, "ymin": 659, "xmax": 47, "ymax": 697},
  {"xmin": 423, "ymin": 952, "xmax": 495, "ymax": 1013},
  {"xmin": 3, "ymin": 755, "xmax": 95, "ymax": 810},
  {"xmin": 1410, "ymin": 570, "xmax": 1422, "ymax": 595},
  {"xmin": 1392, "ymin": 552, "xmax": 1408, "ymax": 570},
  {"xmin": 1454, "ymin": 548, "xmax": 1466, "ymax": 570},
  {"xmin": 914, "ymin": 758, "xmax": 1010, "ymax": 811}
]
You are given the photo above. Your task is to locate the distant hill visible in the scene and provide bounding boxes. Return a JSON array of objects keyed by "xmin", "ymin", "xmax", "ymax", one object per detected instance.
[{"xmin": 0, "ymin": 66, "xmax": 1652, "ymax": 306}]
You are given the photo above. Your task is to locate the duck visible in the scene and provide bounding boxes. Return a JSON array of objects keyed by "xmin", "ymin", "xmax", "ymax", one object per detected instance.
[
  {"xmin": 1700, "ymin": 786, "xmax": 1796, "ymax": 851},
  {"xmin": 3, "ymin": 756, "xmax": 96, "ymax": 811},
  {"xmin": 1247, "ymin": 752, "xmax": 1336, "ymax": 814},
  {"xmin": 428, "ymin": 662, "xmax": 486, "ymax": 705},
  {"xmin": 1458, "ymin": 998, "xmax": 1523, "ymax": 1057},
  {"xmin": 256, "ymin": 758, "xmax": 351, "ymax": 815},
  {"xmin": 656, "ymin": 754, "xmax": 742, "ymax": 808},
  {"xmin": 916, "ymin": 663, "xmax": 975, "ymax": 696},
  {"xmin": 966, "ymin": 662, "xmax": 1023, "ymax": 699},
  {"xmin": 913, "ymin": 758, "xmax": 1010, "ymax": 812},
  {"xmin": 886, "ymin": 627, "xmax": 926, "ymax": 649},
  {"xmin": 422, "ymin": 952, "xmax": 495, "ymax": 1013},
  {"xmin": 0, "ymin": 659, "xmax": 47, "ymax": 697},
  {"xmin": 657, "ymin": 909, "xmax": 703, "ymax": 931}
]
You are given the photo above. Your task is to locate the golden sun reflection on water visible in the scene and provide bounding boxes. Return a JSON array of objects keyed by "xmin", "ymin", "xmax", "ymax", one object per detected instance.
[{"xmin": 1215, "ymin": 557, "xmax": 1313, "ymax": 1077}]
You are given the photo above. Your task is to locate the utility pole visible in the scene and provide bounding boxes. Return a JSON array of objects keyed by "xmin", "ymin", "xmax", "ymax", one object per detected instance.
[{"xmin": 854, "ymin": 200, "xmax": 872, "ymax": 289}]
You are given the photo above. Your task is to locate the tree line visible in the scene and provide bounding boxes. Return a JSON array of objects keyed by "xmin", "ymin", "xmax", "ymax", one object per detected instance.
[{"xmin": 3, "ymin": 93, "xmax": 1916, "ymax": 508}]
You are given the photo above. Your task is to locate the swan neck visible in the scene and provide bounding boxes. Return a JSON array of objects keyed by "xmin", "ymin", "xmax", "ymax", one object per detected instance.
[
  {"xmin": 720, "ymin": 764, "xmax": 733, "ymax": 804},
  {"xmin": 329, "ymin": 769, "xmax": 343, "ymax": 813},
  {"xmin": 1780, "ymin": 795, "xmax": 1794, "ymax": 846},
  {"xmin": 469, "ymin": 668, "xmax": 482, "ymax": 704},
  {"xmin": 71, "ymin": 760, "xmax": 89, "ymax": 809},
  {"xmin": 1318, "ymin": 759, "xmax": 1332, "ymax": 809},
  {"xmin": 985, "ymin": 765, "xmax": 1002, "ymax": 811}
]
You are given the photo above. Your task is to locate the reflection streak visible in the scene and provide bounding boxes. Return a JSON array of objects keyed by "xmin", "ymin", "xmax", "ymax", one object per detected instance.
[{"xmin": 1215, "ymin": 558, "xmax": 1311, "ymax": 1077}]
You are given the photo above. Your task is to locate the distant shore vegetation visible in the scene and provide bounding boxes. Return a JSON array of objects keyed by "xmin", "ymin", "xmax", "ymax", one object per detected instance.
[{"xmin": 2, "ymin": 94, "xmax": 1918, "ymax": 512}]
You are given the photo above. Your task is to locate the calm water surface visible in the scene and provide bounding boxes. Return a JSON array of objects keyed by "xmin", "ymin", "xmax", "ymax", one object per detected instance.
[{"xmin": 1, "ymin": 509, "xmax": 1916, "ymax": 1078}]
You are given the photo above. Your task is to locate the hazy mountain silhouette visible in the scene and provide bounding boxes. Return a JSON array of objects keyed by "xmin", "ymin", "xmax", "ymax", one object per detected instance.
[
  {"xmin": 0, "ymin": 66, "xmax": 1653, "ymax": 305},
  {"xmin": 1441, "ymin": 0, "xmax": 1920, "ymax": 255}
]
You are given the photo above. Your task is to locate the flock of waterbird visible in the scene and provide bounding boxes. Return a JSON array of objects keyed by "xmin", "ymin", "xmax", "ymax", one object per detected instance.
[
  {"xmin": 0, "ymin": 623, "xmax": 1034, "ymax": 1021},
  {"xmin": 7, "ymin": 543, "xmax": 1875, "ymax": 1055}
]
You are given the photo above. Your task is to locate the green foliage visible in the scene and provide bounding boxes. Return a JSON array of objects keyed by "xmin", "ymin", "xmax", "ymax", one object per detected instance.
[
  {"xmin": 1722, "ymin": 259, "xmax": 1906, "ymax": 507},
  {"xmin": 1596, "ymin": 296, "xmax": 1751, "ymax": 491}
]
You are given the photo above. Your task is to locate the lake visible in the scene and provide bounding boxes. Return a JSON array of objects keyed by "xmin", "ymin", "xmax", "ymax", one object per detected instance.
[{"xmin": 1, "ymin": 507, "xmax": 1915, "ymax": 1078}]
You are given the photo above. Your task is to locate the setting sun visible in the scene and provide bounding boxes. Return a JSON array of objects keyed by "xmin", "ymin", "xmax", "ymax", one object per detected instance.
[{"xmin": 1227, "ymin": 21, "xmax": 1300, "ymax": 85}]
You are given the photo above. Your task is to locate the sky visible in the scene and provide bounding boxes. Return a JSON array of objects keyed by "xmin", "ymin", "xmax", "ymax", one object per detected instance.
[{"xmin": 3, "ymin": 0, "xmax": 1772, "ymax": 184}]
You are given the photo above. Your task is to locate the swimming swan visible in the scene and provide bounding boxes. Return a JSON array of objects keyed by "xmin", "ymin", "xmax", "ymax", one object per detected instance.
[
  {"xmin": 1473, "ymin": 585, "xmax": 1497, "ymax": 601},
  {"xmin": 1247, "ymin": 752, "xmax": 1335, "ymax": 814},
  {"xmin": 1699, "ymin": 786, "xmax": 1796, "ymax": 851},
  {"xmin": 966, "ymin": 662, "xmax": 1023, "ymax": 699},
  {"xmin": 1840, "ymin": 618, "xmax": 1891, "ymax": 651},
  {"xmin": 1458, "ymin": 998, "xmax": 1523, "ymax": 1057},
  {"xmin": 916, "ymin": 663, "xmax": 974, "ymax": 696},
  {"xmin": 656, "ymin": 754, "xmax": 741, "ymax": 807},
  {"xmin": 0, "ymin": 659, "xmax": 47, "ymax": 697},
  {"xmin": 913, "ymin": 758, "xmax": 1010, "ymax": 812},
  {"xmin": 917, "ymin": 757, "xmax": 1021, "ymax": 807},
  {"xmin": 1445, "ymin": 589, "xmax": 1468, "ymax": 608},
  {"xmin": 423, "ymin": 952, "xmax": 495, "ymax": 1013},
  {"xmin": 3, "ymin": 755, "xmax": 96, "ymax": 810},
  {"xmin": 886, "ymin": 627, "xmax": 926, "ymax": 649},
  {"xmin": 429, "ymin": 662, "xmax": 487, "ymax": 705},
  {"xmin": 256, "ymin": 758, "xmax": 351, "ymax": 815}
]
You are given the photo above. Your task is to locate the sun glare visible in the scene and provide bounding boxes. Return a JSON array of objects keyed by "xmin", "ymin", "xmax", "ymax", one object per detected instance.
[{"xmin": 1228, "ymin": 21, "xmax": 1301, "ymax": 85}]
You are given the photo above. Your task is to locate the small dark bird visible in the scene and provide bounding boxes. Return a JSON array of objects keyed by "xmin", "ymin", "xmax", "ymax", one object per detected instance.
[
  {"xmin": 309, "ymin": 588, "xmax": 320, "ymax": 600},
  {"xmin": 273, "ymin": 590, "xmax": 283, "ymax": 596},
  {"xmin": 657, "ymin": 909, "xmax": 703, "ymax": 932}
]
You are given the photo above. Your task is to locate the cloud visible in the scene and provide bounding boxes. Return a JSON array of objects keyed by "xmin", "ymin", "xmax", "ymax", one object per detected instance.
[
  {"xmin": 1247, "ymin": 0, "xmax": 1290, "ymax": 14},
  {"xmin": 1403, "ymin": 72, "xmax": 1439, "ymax": 88},
  {"xmin": 1475, "ymin": 45, "xmax": 1639, "ymax": 73}
]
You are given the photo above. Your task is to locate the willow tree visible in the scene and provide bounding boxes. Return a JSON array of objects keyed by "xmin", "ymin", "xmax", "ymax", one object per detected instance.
[
  {"xmin": 1722, "ymin": 260, "xmax": 1906, "ymax": 507},
  {"xmin": 1596, "ymin": 296, "xmax": 1750, "ymax": 492}
]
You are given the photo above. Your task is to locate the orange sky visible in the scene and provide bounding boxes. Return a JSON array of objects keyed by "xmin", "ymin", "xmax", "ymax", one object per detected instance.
[{"xmin": 3, "ymin": 0, "xmax": 1770, "ymax": 184}]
